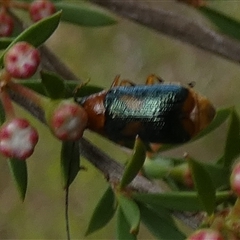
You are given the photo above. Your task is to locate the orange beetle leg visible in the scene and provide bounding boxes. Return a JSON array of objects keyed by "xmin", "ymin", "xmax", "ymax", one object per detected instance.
[
  {"xmin": 145, "ymin": 74, "xmax": 164, "ymax": 85},
  {"xmin": 111, "ymin": 75, "xmax": 135, "ymax": 87},
  {"xmin": 73, "ymin": 78, "xmax": 90, "ymax": 95}
]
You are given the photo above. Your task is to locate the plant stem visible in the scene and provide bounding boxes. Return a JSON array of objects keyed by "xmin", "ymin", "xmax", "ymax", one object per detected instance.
[
  {"xmin": 9, "ymin": 1, "xmax": 29, "ymax": 10},
  {"xmin": 0, "ymin": 88, "xmax": 15, "ymax": 119},
  {"xmin": 65, "ymin": 186, "xmax": 71, "ymax": 240},
  {"xmin": 89, "ymin": 0, "xmax": 240, "ymax": 64},
  {"xmin": 7, "ymin": 80, "xmax": 49, "ymax": 109}
]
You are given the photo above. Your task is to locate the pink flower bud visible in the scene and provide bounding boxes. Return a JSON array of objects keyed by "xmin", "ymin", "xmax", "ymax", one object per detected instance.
[
  {"xmin": 0, "ymin": 118, "xmax": 39, "ymax": 160},
  {"xmin": 169, "ymin": 163, "xmax": 194, "ymax": 188},
  {"xmin": 0, "ymin": 10, "xmax": 14, "ymax": 37},
  {"xmin": 187, "ymin": 229, "xmax": 224, "ymax": 240},
  {"xmin": 4, "ymin": 42, "xmax": 40, "ymax": 79},
  {"xmin": 183, "ymin": 166, "xmax": 194, "ymax": 188},
  {"xmin": 29, "ymin": 0, "xmax": 56, "ymax": 22},
  {"xmin": 50, "ymin": 102, "xmax": 88, "ymax": 141},
  {"xmin": 231, "ymin": 162, "xmax": 240, "ymax": 196}
]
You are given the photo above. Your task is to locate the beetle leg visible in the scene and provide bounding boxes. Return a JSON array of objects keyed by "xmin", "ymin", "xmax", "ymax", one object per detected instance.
[
  {"xmin": 111, "ymin": 75, "xmax": 136, "ymax": 87},
  {"xmin": 73, "ymin": 78, "xmax": 90, "ymax": 95},
  {"xmin": 111, "ymin": 75, "xmax": 121, "ymax": 87},
  {"xmin": 119, "ymin": 80, "xmax": 136, "ymax": 86},
  {"xmin": 146, "ymin": 74, "xmax": 164, "ymax": 85}
]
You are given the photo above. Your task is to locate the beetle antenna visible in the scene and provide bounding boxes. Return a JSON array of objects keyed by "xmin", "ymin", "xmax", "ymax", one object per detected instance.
[{"xmin": 156, "ymin": 76, "xmax": 164, "ymax": 83}]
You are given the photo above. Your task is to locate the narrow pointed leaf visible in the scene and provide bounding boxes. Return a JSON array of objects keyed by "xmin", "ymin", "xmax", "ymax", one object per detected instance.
[
  {"xmin": 73, "ymin": 85, "xmax": 103, "ymax": 98},
  {"xmin": 133, "ymin": 192, "xmax": 203, "ymax": 211},
  {"xmin": 61, "ymin": 141, "xmax": 80, "ymax": 188},
  {"xmin": 120, "ymin": 138, "xmax": 146, "ymax": 189},
  {"xmin": 0, "ymin": 37, "xmax": 12, "ymax": 49},
  {"xmin": 0, "ymin": 11, "xmax": 61, "ymax": 65},
  {"xmin": 199, "ymin": 6, "xmax": 240, "ymax": 41},
  {"xmin": 117, "ymin": 193, "xmax": 140, "ymax": 235},
  {"xmin": 85, "ymin": 186, "xmax": 116, "ymax": 236},
  {"xmin": 20, "ymin": 80, "xmax": 47, "ymax": 95},
  {"xmin": 116, "ymin": 207, "xmax": 136, "ymax": 240},
  {"xmin": 55, "ymin": 2, "xmax": 117, "ymax": 26},
  {"xmin": 188, "ymin": 157, "xmax": 216, "ymax": 215},
  {"xmin": 204, "ymin": 163, "xmax": 230, "ymax": 189},
  {"xmin": 41, "ymin": 71, "xmax": 65, "ymax": 99},
  {"xmin": 223, "ymin": 109, "xmax": 240, "ymax": 168},
  {"xmin": 19, "ymin": 80, "xmax": 103, "ymax": 97},
  {"xmin": 8, "ymin": 158, "xmax": 28, "ymax": 201},
  {"xmin": 133, "ymin": 191, "xmax": 230, "ymax": 212},
  {"xmin": 139, "ymin": 203, "xmax": 186, "ymax": 240}
]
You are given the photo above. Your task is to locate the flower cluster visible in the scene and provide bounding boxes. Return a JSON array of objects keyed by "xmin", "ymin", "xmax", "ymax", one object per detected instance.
[
  {"xmin": 0, "ymin": 40, "xmax": 87, "ymax": 160},
  {"xmin": 0, "ymin": 0, "xmax": 56, "ymax": 37},
  {"xmin": 186, "ymin": 160, "xmax": 240, "ymax": 239}
]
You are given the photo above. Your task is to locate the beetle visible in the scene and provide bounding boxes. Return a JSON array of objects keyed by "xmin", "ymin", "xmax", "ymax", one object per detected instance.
[{"xmin": 75, "ymin": 75, "xmax": 215, "ymax": 147}]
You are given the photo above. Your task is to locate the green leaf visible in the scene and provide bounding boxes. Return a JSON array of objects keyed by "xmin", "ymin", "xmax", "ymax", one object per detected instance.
[
  {"xmin": 41, "ymin": 71, "xmax": 65, "ymax": 99},
  {"xmin": 55, "ymin": 2, "xmax": 117, "ymax": 26},
  {"xmin": 19, "ymin": 79, "xmax": 103, "ymax": 98},
  {"xmin": 0, "ymin": 37, "xmax": 13, "ymax": 49},
  {"xmin": 133, "ymin": 192, "xmax": 203, "ymax": 211},
  {"xmin": 222, "ymin": 109, "xmax": 240, "ymax": 168},
  {"xmin": 199, "ymin": 6, "xmax": 240, "ymax": 41},
  {"xmin": 133, "ymin": 191, "xmax": 230, "ymax": 212},
  {"xmin": 116, "ymin": 207, "xmax": 137, "ymax": 240},
  {"xmin": 8, "ymin": 158, "xmax": 28, "ymax": 201},
  {"xmin": 85, "ymin": 186, "xmax": 116, "ymax": 236},
  {"xmin": 117, "ymin": 193, "xmax": 140, "ymax": 235},
  {"xmin": 143, "ymin": 157, "xmax": 172, "ymax": 179},
  {"xmin": 0, "ymin": 11, "xmax": 61, "ymax": 66},
  {"xmin": 73, "ymin": 84, "xmax": 103, "ymax": 98},
  {"xmin": 120, "ymin": 138, "xmax": 146, "ymax": 189},
  {"xmin": 139, "ymin": 203, "xmax": 186, "ymax": 240},
  {"xmin": 61, "ymin": 141, "xmax": 80, "ymax": 188},
  {"xmin": 204, "ymin": 163, "xmax": 230, "ymax": 189},
  {"xmin": 188, "ymin": 157, "xmax": 216, "ymax": 215},
  {"xmin": 20, "ymin": 79, "xmax": 47, "ymax": 95}
]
